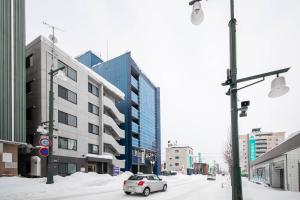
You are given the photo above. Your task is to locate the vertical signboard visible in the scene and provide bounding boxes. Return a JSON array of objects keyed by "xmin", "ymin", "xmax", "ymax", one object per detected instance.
[{"xmin": 249, "ymin": 134, "xmax": 256, "ymax": 161}]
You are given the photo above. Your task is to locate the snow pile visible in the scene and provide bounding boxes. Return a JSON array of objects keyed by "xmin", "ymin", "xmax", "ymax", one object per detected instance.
[{"xmin": 0, "ymin": 171, "xmax": 133, "ymax": 200}]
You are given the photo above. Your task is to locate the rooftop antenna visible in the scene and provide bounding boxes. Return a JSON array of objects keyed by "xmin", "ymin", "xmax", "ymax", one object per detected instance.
[
  {"xmin": 42, "ymin": 21, "xmax": 64, "ymax": 69},
  {"xmin": 106, "ymin": 40, "xmax": 109, "ymax": 60}
]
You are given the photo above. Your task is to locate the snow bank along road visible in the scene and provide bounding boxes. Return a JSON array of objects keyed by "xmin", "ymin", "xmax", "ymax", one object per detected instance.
[{"xmin": 1, "ymin": 172, "xmax": 300, "ymax": 200}]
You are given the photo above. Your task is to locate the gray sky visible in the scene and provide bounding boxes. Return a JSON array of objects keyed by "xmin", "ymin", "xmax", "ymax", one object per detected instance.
[{"xmin": 26, "ymin": 0, "xmax": 300, "ymax": 167}]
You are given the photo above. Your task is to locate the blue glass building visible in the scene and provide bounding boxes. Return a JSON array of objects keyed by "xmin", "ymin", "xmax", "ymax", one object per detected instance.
[{"xmin": 76, "ymin": 51, "xmax": 161, "ymax": 174}]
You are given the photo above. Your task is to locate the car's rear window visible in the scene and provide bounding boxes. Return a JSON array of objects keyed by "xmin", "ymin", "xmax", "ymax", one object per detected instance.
[{"xmin": 128, "ymin": 175, "xmax": 144, "ymax": 180}]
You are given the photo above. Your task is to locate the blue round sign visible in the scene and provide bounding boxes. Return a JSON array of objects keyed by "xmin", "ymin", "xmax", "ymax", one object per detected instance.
[{"xmin": 39, "ymin": 147, "xmax": 49, "ymax": 157}]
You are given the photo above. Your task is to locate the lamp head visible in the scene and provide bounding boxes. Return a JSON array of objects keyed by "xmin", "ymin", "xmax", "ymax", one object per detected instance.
[
  {"xmin": 268, "ymin": 76, "xmax": 289, "ymax": 98},
  {"xmin": 190, "ymin": 1, "xmax": 204, "ymax": 25},
  {"xmin": 56, "ymin": 69, "xmax": 67, "ymax": 81}
]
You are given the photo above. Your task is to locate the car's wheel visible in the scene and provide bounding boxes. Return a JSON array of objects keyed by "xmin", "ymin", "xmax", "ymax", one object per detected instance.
[
  {"xmin": 143, "ymin": 187, "xmax": 150, "ymax": 196},
  {"xmin": 125, "ymin": 192, "xmax": 131, "ymax": 195},
  {"xmin": 162, "ymin": 184, "xmax": 167, "ymax": 192}
]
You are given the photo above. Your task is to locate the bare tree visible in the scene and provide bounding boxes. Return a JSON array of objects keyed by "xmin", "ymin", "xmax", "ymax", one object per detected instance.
[{"xmin": 223, "ymin": 129, "xmax": 232, "ymax": 179}]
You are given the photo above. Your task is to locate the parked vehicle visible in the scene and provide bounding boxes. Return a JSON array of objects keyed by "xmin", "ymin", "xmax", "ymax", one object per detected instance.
[
  {"xmin": 207, "ymin": 173, "xmax": 216, "ymax": 180},
  {"xmin": 161, "ymin": 170, "xmax": 177, "ymax": 176},
  {"xmin": 123, "ymin": 174, "xmax": 168, "ymax": 196}
]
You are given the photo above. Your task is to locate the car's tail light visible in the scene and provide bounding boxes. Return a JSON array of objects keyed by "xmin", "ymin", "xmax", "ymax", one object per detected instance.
[{"xmin": 137, "ymin": 181, "xmax": 144, "ymax": 186}]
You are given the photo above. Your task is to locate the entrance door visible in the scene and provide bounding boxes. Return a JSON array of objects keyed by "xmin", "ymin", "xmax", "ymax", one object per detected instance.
[
  {"xmin": 280, "ymin": 169, "xmax": 284, "ymax": 189},
  {"xmin": 88, "ymin": 164, "xmax": 97, "ymax": 172}
]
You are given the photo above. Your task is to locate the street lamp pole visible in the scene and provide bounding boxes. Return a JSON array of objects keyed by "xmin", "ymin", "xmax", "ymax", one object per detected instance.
[
  {"xmin": 189, "ymin": 1, "xmax": 290, "ymax": 200},
  {"xmin": 46, "ymin": 66, "xmax": 65, "ymax": 184},
  {"xmin": 227, "ymin": 1, "xmax": 243, "ymax": 199}
]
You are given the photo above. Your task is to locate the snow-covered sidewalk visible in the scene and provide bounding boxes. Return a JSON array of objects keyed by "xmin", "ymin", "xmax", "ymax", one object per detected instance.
[{"xmin": 0, "ymin": 173, "xmax": 299, "ymax": 200}]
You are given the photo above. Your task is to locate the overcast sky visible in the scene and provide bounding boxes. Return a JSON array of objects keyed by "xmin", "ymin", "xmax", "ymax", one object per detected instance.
[{"xmin": 26, "ymin": 0, "xmax": 300, "ymax": 167}]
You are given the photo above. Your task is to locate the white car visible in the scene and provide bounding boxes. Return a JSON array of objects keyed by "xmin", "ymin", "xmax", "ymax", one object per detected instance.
[
  {"xmin": 123, "ymin": 174, "xmax": 167, "ymax": 196},
  {"xmin": 207, "ymin": 173, "xmax": 216, "ymax": 180}
]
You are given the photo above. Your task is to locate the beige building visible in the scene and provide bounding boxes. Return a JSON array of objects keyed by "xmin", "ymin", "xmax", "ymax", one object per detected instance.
[
  {"xmin": 239, "ymin": 129, "xmax": 285, "ymax": 175},
  {"xmin": 165, "ymin": 142, "xmax": 194, "ymax": 175}
]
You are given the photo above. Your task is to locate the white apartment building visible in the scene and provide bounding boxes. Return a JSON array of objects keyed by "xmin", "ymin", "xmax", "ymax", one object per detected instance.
[
  {"xmin": 239, "ymin": 128, "xmax": 285, "ymax": 176},
  {"xmin": 165, "ymin": 142, "xmax": 194, "ymax": 175},
  {"xmin": 23, "ymin": 36, "xmax": 125, "ymax": 177}
]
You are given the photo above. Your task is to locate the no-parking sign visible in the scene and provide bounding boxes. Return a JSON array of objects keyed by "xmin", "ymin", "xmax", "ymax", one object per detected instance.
[{"xmin": 39, "ymin": 147, "xmax": 49, "ymax": 157}]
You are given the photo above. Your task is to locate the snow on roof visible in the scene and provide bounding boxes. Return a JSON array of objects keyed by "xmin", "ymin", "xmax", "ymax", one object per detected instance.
[
  {"xmin": 85, "ymin": 154, "xmax": 113, "ymax": 160},
  {"xmin": 37, "ymin": 36, "xmax": 124, "ymax": 99}
]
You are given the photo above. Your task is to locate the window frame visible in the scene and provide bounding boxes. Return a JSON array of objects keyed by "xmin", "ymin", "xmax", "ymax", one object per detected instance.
[
  {"xmin": 88, "ymin": 143, "xmax": 99, "ymax": 154},
  {"xmin": 26, "ymin": 54, "xmax": 33, "ymax": 69},
  {"xmin": 88, "ymin": 102, "xmax": 99, "ymax": 116},
  {"xmin": 58, "ymin": 60, "xmax": 77, "ymax": 82},
  {"xmin": 88, "ymin": 123, "xmax": 99, "ymax": 135},
  {"xmin": 58, "ymin": 85, "xmax": 77, "ymax": 104},
  {"xmin": 58, "ymin": 110, "xmax": 77, "ymax": 127},
  {"xmin": 88, "ymin": 82, "xmax": 99, "ymax": 97},
  {"xmin": 58, "ymin": 136, "xmax": 77, "ymax": 151}
]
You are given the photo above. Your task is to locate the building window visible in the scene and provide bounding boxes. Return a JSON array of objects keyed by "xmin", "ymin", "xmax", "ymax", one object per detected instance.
[
  {"xmin": 58, "ymin": 137, "xmax": 77, "ymax": 151},
  {"xmin": 175, "ymin": 156, "xmax": 179, "ymax": 159},
  {"xmin": 169, "ymin": 158, "xmax": 172, "ymax": 160},
  {"xmin": 88, "ymin": 123, "xmax": 99, "ymax": 135},
  {"xmin": 88, "ymin": 102, "xmax": 99, "ymax": 116},
  {"xmin": 58, "ymin": 163, "xmax": 77, "ymax": 175},
  {"xmin": 88, "ymin": 144, "xmax": 99, "ymax": 154},
  {"xmin": 26, "ymin": 81, "xmax": 34, "ymax": 94},
  {"xmin": 88, "ymin": 82, "xmax": 99, "ymax": 97},
  {"xmin": 58, "ymin": 60, "xmax": 77, "ymax": 82},
  {"xmin": 58, "ymin": 85, "xmax": 77, "ymax": 104},
  {"xmin": 175, "ymin": 150, "xmax": 179, "ymax": 153},
  {"xmin": 58, "ymin": 110, "xmax": 77, "ymax": 127},
  {"xmin": 175, "ymin": 163, "xmax": 179, "ymax": 166},
  {"xmin": 26, "ymin": 54, "xmax": 33, "ymax": 68}
]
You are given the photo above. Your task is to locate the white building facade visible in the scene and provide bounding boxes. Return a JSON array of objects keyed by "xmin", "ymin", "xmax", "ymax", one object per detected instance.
[
  {"xmin": 165, "ymin": 143, "xmax": 194, "ymax": 175},
  {"xmin": 24, "ymin": 36, "xmax": 125, "ymax": 177},
  {"xmin": 250, "ymin": 131, "xmax": 300, "ymax": 192}
]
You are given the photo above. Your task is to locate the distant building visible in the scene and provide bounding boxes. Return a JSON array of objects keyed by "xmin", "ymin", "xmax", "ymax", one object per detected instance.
[
  {"xmin": 250, "ymin": 130, "xmax": 300, "ymax": 192},
  {"xmin": 22, "ymin": 36, "xmax": 125, "ymax": 177},
  {"xmin": 193, "ymin": 163, "xmax": 209, "ymax": 175},
  {"xmin": 0, "ymin": 0, "xmax": 26, "ymax": 176},
  {"xmin": 165, "ymin": 142, "xmax": 194, "ymax": 175},
  {"xmin": 239, "ymin": 128, "xmax": 286, "ymax": 176}
]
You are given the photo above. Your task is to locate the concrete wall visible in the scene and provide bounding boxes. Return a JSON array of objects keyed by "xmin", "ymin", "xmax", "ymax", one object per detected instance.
[{"xmin": 287, "ymin": 148, "xmax": 300, "ymax": 192}]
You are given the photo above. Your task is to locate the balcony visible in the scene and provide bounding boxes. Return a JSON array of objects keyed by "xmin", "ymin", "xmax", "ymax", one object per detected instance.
[
  {"xmin": 103, "ymin": 114, "xmax": 125, "ymax": 139},
  {"xmin": 104, "ymin": 153, "xmax": 125, "ymax": 169},
  {"xmin": 103, "ymin": 133, "xmax": 125, "ymax": 155},
  {"xmin": 131, "ymin": 106, "xmax": 139, "ymax": 119},
  {"xmin": 103, "ymin": 96, "xmax": 125, "ymax": 123},
  {"xmin": 131, "ymin": 76, "xmax": 138, "ymax": 90},
  {"xmin": 131, "ymin": 91, "xmax": 138, "ymax": 105}
]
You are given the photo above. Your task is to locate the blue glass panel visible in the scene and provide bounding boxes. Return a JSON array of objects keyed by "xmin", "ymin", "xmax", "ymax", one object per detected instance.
[
  {"xmin": 132, "ymin": 137, "xmax": 139, "ymax": 148},
  {"xmin": 131, "ymin": 106, "xmax": 139, "ymax": 119},
  {"xmin": 131, "ymin": 91, "xmax": 138, "ymax": 104},
  {"xmin": 131, "ymin": 76, "xmax": 138, "ymax": 89},
  {"xmin": 139, "ymin": 77, "xmax": 156, "ymax": 151},
  {"xmin": 132, "ymin": 122, "xmax": 139, "ymax": 133}
]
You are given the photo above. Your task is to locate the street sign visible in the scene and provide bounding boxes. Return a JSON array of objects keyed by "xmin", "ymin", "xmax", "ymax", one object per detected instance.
[
  {"xmin": 39, "ymin": 138, "xmax": 49, "ymax": 146},
  {"xmin": 249, "ymin": 134, "xmax": 256, "ymax": 161},
  {"xmin": 39, "ymin": 147, "xmax": 49, "ymax": 157},
  {"xmin": 113, "ymin": 167, "xmax": 120, "ymax": 176},
  {"xmin": 39, "ymin": 135, "xmax": 51, "ymax": 147}
]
